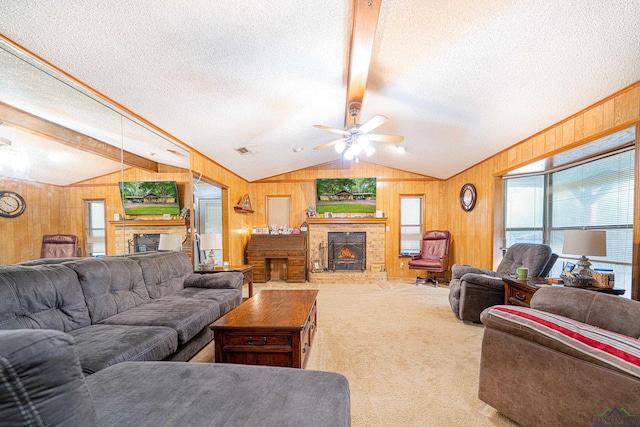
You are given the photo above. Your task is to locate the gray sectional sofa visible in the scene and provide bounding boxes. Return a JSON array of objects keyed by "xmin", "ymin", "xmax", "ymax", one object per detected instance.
[
  {"xmin": 0, "ymin": 329, "xmax": 351, "ymax": 426},
  {"xmin": 1, "ymin": 251, "xmax": 352, "ymax": 426},
  {"xmin": 1, "ymin": 251, "xmax": 243, "ymax": 373}
]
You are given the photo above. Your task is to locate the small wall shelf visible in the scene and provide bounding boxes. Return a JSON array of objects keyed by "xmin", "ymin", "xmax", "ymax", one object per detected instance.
[{"xmin": 234, "ymin": 194, "xmax": 254, "ymax": 213}]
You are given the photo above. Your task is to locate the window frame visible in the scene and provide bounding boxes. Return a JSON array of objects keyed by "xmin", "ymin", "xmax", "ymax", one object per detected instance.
[
  {"xmin": 503, "ymin": 147, "xmax": 635, "ymax": 294},
  {"xmin": 399, "ymin": 195, "xmax": 423, "ymax": 256},
  {"xmin": 83, "ymin": 199, "xmax": 106, "ymax": 257}
]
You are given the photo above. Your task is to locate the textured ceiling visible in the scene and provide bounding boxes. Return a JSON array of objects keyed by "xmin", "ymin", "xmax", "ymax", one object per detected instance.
[{"xmin": 0, "ymin": 1, "xmax": 639, "ymax": 182}]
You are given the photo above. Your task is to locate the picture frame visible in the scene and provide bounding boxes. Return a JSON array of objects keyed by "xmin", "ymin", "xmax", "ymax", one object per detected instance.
[{"xmin": 563, "ymin": 262, "xmax": 575, "ymax": 273}]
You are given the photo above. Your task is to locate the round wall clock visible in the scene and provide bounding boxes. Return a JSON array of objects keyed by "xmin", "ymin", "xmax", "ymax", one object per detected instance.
[
  {"xmin": 0, "ymin": 190, "xmax": 26, "ymax": 218},
  {"xmin": 459, "ymin": 183, "xmax": 477, "ymax": 212}
]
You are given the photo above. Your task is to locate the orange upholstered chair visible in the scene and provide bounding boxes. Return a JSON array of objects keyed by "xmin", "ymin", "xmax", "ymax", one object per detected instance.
[{"xmin": 408, "ymin": 230, "xmax": 451, "ymax": 287}]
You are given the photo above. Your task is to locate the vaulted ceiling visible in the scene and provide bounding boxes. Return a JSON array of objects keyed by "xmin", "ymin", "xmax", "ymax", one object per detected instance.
[{"xmin": 1, "ymin": 1, "xmax": 639, "ymax": 182}]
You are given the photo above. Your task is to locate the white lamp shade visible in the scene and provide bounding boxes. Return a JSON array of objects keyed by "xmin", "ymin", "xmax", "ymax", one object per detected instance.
[
  {"xmin": 562, "ymin": 230, "xmax": 607, "ymax": 257},
  {"xmin": 158, "ymin": 234, "xmax": 183, "ymax": 251},
  {"xmin": 200, "ymin": 233, "xmax": 222, "ymax": 251}
]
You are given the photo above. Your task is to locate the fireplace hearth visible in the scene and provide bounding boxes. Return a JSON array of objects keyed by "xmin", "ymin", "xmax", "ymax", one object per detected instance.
[{"xmin": 328, "ymin": 232, "xmax": 366, "ymax": 271}]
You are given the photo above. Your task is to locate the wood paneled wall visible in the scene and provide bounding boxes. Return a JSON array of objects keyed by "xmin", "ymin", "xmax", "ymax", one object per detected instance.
[
  {"xmin": 4, "ymin": 81, "xmax": 638, "ymax": 295},
  {"xmin": 443, "ymin": 82, "xmax": 640, "ymax": 297},
  {"xmin": 0, "ymin": 178, "xmax": 67, "ymax": 263},
  {"xmin": 0, "ymin": 166, "xmax": 191, "ymax": 264},
  {"xmin": 251, "ymin": 161, "xmax": 443, "ymax": 279},
  {"xmin": 67, "ymin": 165, "xmax": 192, "ymax": 257}
]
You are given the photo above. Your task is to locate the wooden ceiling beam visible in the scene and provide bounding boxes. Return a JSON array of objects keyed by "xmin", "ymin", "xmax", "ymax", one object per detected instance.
[
  {"xmin": 344, "ymin": 0, "xmax": 382, "ymax": 126},
  {"xmin": 0, "ymin": 101, "xmax": 158, "ymax": 172}
]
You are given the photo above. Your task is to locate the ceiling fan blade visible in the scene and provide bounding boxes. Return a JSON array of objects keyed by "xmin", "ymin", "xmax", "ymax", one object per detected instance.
[
  {"xmin": 368, "ymin": 134, "xmax": 404, "ymax": 143},
  {"xmin": 313, "ymin": 138, "xmax": 346, "ymax": 151},
  {"xmin": 357, "ymin": 115, "xmax": 388, "ymax": 134},
  {"xmin": 313, "ymin": 125, "xmax": 349, "ymax": 136}
]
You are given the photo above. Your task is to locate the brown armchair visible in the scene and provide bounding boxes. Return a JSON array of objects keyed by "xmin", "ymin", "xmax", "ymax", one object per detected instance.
[
  {"xmin": 40, "ymin": 234, "xmax": 79, "ymax": 258},
  {"xmin": 408, "ymin": 230, "xmax": 451, "ymax": 287}
]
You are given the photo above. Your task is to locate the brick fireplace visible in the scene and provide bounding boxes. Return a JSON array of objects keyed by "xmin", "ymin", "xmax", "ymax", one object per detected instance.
[
  {"xmin": 110, "ymin": 219, "xmax": 189, "ymax": 256},
  {"xmin": 306, "ymin": 218, "xmax": 387, "ymax": 284}
]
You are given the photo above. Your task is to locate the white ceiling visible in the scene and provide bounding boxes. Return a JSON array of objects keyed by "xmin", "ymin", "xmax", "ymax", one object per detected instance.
[{"xmin": 0, "ymin": 1, "xmax": 639, "ymax": 182}]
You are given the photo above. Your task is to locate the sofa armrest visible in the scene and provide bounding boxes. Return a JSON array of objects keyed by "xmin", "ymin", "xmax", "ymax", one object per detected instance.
[
  {"xmin": 460, "ymin": 272, "xmax": 502, "ymax": 290},
  {"xmin": 0, "ymin": 329, "xmax": 98, "ymax": 425},
  {"xmin": 184, "ymin": 272, "xmax": 243, "ymax": 291},
  {"xmin": 531, "ymin": 286, "xmax": 640, "ymax": 338},
  {"xmin": 480, "ymin": 304, "xmax": 640, "ymax": 380},
  {"xmin": 451, "ymin": 264, "xmax": 493, "ymax": 279},
  {"xmin": 410, "ymin": 254, "xmax": 421, "ymax": 260}
]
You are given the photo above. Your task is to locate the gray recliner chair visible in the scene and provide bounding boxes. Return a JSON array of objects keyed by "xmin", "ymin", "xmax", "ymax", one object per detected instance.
[{"xmin": 448, "ymin": 243, "xmax": 557, "ymax": 323}]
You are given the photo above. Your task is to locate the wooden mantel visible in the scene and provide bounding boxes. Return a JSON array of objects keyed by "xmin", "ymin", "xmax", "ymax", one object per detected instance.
[
  {"xmin": 305, "ymin": 217, "xmax": 388, "ymax": 225},
  {"xmin": 109, "ymin": 219, "xmax": 188, "ymax": 226}
]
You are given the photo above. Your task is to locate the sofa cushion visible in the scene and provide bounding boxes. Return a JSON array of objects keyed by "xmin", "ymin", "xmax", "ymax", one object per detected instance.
[
  {"xmin": 484, "ymin": 305, "xmax": 640, "ymax": 379},
  {"xmin": 0, "ymin": 264, "xmax": 91, "ymax": 331},
  {"xmin": 86, "ymin": 362, "xmax": 351, "ymax": 427},
  {"xmin": 69, "ymin": 325, "xmax": 178, "ymax": 375},
  {"xmin": 99, "ymin": 298, "xmax": 219, "ymax": 345},
  {"xmin": 65, "ymin": 257, "xmax": 151, "ymax": 323},
  {"xmin": 0, "ymin": 329, "xmax": 98, "ymax": 426},
  {"xmin": 163, "ymin": 287, "xmax": 241, "ymax": 317},
  {"xmin": 126, "ymin": 252, "xmax": 193, "ymax": 299}
]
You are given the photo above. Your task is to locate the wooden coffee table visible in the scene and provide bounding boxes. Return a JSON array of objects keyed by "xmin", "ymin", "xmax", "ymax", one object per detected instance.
[
  {"xmin": 502, "ymin": 276, "xmax": 626, "ymax": 307},
  {"xmin": 210, "ymin": 289, "xmax": 318, "ymax": 369}
]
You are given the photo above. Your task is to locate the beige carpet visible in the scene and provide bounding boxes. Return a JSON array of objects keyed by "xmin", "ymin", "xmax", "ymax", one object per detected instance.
[{"xmin": 192, "ymin": 281, "xmax": 518, "ymax": 427}]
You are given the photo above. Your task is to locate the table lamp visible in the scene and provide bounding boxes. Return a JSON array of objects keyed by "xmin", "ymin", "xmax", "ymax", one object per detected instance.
[
  {"xmin": 562, "ymin": 230, "xmax": 606, "ymax": 276},
  {"xmin": 200, "ymin": 233, "xmax": 222, "ymax": 267},
  {"xmin": 158, "ymin": 234, "xmax": 183, "ymax": 252}
]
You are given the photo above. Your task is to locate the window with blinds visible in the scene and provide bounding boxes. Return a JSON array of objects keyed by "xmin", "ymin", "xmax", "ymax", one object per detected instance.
[
  {"xmin": 503, "ymin": 141, "xmax": 635, "ymax": 295},
  {"xmin": 550, "ymin": 149, "xmax": 634, "ymax": 265},
  {"xmin": 400, "ymin": 196, "xmax": 423, "ymax": 255},
  {"xmin": 504, "ymin": 175, "xmax": 544, "ymax": 247}
]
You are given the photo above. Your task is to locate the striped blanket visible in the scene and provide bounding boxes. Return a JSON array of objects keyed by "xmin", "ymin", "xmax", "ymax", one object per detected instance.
[{"xmin": 488, "ymin": 306, "xmax": 640, "ymax": 379}]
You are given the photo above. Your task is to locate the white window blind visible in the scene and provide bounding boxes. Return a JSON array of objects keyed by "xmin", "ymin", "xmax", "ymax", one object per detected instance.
[
  {"xmin": 551, "ymin": 150, "xmax": 634, "ymax": 263},
  {"xmin": 504, "ymin": 175, "xmax": 544, "ymax": 246},
  {"xmin": 400, "ymin": 196, "xmax": 422, "ymax": 254}
]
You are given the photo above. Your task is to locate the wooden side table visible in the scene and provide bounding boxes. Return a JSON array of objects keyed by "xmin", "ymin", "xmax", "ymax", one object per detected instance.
[
  {"xmin": 195, "ymin": 265, "xmax": 254, "ymax": 297},
  {"xmin": 502, "ymin": 276, "xmax": 625, "ymax": 307}
]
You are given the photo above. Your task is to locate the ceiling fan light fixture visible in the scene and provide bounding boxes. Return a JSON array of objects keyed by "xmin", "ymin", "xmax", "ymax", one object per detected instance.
[
  {"xmin": 343, "ymin": 149, "xmax": 354, "ymax": 160},
  {"xmin": 365, "ymin": 145, "xmax": 375, "ymax": 157},
  {"xmin": 334, "ymin": 140, "xmax": 347, "ymax": 153},
  {"xmin": 357, "ymin": 134, "xmax": 370, "ymax": 147}
]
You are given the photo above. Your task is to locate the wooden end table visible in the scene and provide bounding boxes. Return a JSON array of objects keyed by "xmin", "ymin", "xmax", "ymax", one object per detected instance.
[
  {"xmin": 210, "ymin": 290, "xmax": 318, "ymax": 369},
  {"xmin": 195, "ymin": 264, "xmax": 253, "ymax": 297},
  {"xmin": 502, "ymin": 276, "xmax": 626, "ymax": 307}
]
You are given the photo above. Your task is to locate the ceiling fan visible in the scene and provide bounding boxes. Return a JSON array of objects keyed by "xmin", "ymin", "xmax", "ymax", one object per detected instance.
[{"xmin": 313, "ymin": 104, "xmax": 404, "ymax": 161}]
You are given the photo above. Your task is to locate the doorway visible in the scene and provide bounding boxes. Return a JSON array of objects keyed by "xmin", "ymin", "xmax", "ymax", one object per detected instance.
[{"xmin": 194, "ymin": 179, "xmax": 223, "ymax": 267}]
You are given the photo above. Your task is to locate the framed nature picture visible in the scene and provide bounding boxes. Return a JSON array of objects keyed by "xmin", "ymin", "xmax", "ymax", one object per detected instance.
[{"xmin": 315, "ymin": 177, "xmax": 376, "ymax": 214}]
